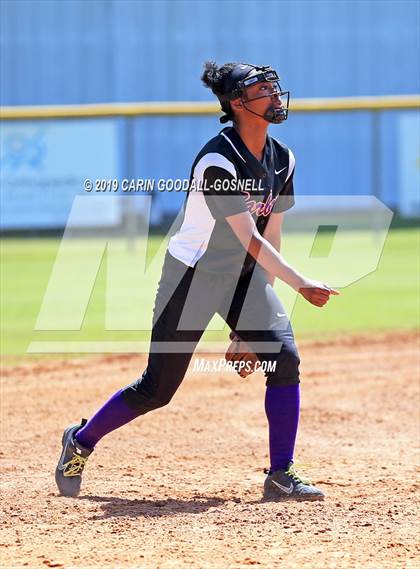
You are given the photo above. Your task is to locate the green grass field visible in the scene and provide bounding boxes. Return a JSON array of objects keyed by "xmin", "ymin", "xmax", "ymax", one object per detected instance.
[{"xmin": 1, "ymin": 227, "xmax": 419, "ymax": 357}]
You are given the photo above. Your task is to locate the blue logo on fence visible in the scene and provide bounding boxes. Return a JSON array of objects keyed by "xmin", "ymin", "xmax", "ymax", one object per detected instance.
[{"xmin": 0, "ymin": 130, "xmax": 47, "ymax": 171}]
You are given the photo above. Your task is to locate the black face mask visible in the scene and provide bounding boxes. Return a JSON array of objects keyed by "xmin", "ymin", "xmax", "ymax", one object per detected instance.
[{"xmin": 241, "ymin": 89, "xmax": 290, "ymax": 124}]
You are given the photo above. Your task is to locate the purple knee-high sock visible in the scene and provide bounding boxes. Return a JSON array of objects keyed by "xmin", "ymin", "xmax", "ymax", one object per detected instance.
[
  {"xmin": 75, "ymin": 389, "xmax": 139, "ymax": 449},
  {"xmin": 264, "ymin": 384, "xmax": 300, "ymax": 472}
]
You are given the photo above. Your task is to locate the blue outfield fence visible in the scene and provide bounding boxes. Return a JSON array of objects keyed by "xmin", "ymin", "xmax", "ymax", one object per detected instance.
[
  {"xmin": 1, "ymin": 0, "xmax": 419, "ymax": 105},
  {"xmin": 1, "ymin": 0, "xmax": 419, "ymax": 229},
  {"xmin": 0, "ymin": 96, "xmax": 419, "ymax": 230}
]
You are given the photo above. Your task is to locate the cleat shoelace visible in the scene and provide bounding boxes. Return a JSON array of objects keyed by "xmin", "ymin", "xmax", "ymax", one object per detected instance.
[
  {"xmin": 63, "ymin": 453, "xmax": 88, "ymax": 477},
  {"xmin": 285, "ymin": 464, "xmax": 311, "ymax": 485}
]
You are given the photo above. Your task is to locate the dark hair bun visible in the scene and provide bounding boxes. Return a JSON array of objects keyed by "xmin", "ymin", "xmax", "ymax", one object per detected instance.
[
  {"xmin": 201, "ymin": 61, "xmax": 223, "ymax": 95},
  {"xmin": 201, "ymin": 61, "xmax": 237, "ymax": 97},
  {"xmin": 201, "ymin": 61, "xmax": 237, "ymax": 123}
]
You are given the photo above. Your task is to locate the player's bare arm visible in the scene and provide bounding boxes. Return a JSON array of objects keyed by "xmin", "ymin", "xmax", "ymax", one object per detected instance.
[
  {"xmin": 261, "ymin": 211, "xmax": 283, "ymax": 286},
  {"xmin": 226, "ymin": 210, "xmax": 340, "ymax": 307}
]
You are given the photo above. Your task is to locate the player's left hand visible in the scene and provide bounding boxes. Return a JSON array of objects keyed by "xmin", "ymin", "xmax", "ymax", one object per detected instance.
[{"xmin": 298, "ymin": 279, "xmax": 340, "ymax": 307}]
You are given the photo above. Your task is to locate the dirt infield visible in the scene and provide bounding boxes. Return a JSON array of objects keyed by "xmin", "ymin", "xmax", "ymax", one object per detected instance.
[{"xmin": 1, "ymin": 331, "xmax": 419, "ymax": 569}]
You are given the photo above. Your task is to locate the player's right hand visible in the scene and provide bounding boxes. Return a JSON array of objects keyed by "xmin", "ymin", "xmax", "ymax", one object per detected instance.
[{"xmin": 298, "ymin": 279, "xmax": 340, "ymax": 307}]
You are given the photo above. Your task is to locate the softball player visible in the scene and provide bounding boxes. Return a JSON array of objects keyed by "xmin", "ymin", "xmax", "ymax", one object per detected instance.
[{"xmin": 55, "ymin": 61, "xmax": 339, "ymax": 501}]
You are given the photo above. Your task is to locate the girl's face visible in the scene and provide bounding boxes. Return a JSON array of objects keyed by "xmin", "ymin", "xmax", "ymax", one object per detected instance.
[{"xmin": 232, "ymin": 81, "xmax": 285, "ymax": 124}]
